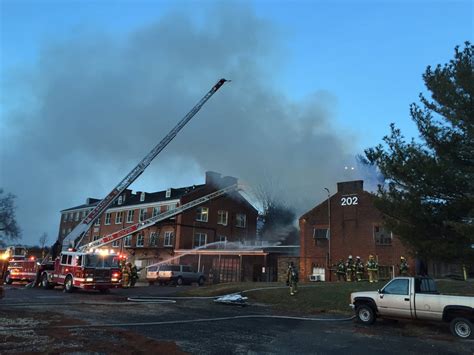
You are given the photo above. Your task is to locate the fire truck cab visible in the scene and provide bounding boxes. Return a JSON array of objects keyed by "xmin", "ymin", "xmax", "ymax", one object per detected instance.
[{"xmin": 40, "ymin": 250, "xmax": 122, "ymax": 293}]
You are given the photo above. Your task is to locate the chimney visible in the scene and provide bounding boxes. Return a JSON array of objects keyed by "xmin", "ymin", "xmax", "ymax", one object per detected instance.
[{"xmin": 337, "ymin": 180, "xmax": 364, "ymax": 194}]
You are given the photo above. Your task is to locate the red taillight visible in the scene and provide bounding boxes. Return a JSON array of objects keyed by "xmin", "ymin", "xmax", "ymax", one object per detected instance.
[{"xmin": 112, "ymin": 272, "xmax": 120, "ymax": 278}]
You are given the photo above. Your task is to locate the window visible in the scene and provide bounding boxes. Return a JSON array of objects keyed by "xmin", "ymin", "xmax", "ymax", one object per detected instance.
[
  {"xmin": 217, "ymin": 210, "xmax": 228, "ymax": 225},
  {"xmin": 152, "ymin": 207, "xmax": 159, "ymax": 217},
  {"xmin": 94, "ymin": 217, "xmax": 100, "ymax": 226},
  {"xmin": 218, "ymin": 235, "xmax": 227, "ymax": 243},
  {"xmin": 313, "ymin": 228, "xmax": 329, "ymax": 239},
  {"xmin": 140, "ymin": 192, "xmax": 145, "ymax": 202},
  {"xmin": 235, "ymin": 213, "xmax": 246, "ymax": 228},
  {"xmin": 383, "ymin": 279, "xmax": 409, "ymax": 295},
  {"xmin": 115, "ymin": 211, "xmax": 123, "ymax": 224},
  {"xmin": 127, "ymin": 210, "xmax": 134, "ymax": 223},
  {"xmin": 164, "ymin": 231, "xmax": 173, "ymax": 247},
  {"xmin": 196, "ymin": 207, "xmax": 209, "ymax": 222},
  {"xmin": 150, "ymin": 232, "xmax": 157, "ymax": 246},
  {"xmin": 139, "ymin": 208, "xmax": 147, "ymax": 222},
  {"xmin": 374, "ymin": 226, "xmax": 392, "ymax": 245},
  {"xmin": 105, "ymin": 212, "xmax": 111, "ymax": 225},
  {"xmin": 415, "ymin": 278, "xmax": 438, "ymax": 294},
  {"xmin": 67, "ymin": 228, "xmax": 72, "ymax": 234},
  {"xmin": 74, "ymin": 212, "xmax": 79, "ymax": 221},
  {"xmin": 124, "ymin": 235, "xmax": 131, "ymax": 247},
  {"xmin": 112, "ymin": 239, "xmax": 120, "ymax": 248},
  {"xmin": 61, "ymin": 254, "xmax": 67, "ymax": 264},
  {"xmin": 193, "ymin": 233, "xmax": 207, "ymax": 248},
  {"xmin": 93, "ymin": 235, "xmax": 100, "ymax": 241},
  {"xmin": 68, "ymin": 213, "xmax": 73, "ymax": 221},
  {"xmin": 62, "ymin": 228, "xmax": 66, "ymax": 236},
  {"xmin": 136, "ymin": 234, "xmax": 144, "ymax": 247},
  {"xmin": 81, "ymin": 210, "xmax": 87, "ymax": 219},
  {"xmin": 62, "ymin": 214, "xmax": 67, "ymax": 222},
  {"xmin": 166, "ymin": 188, "xmax": 171, "ymax": 198},
  {"xmin": 118, "ymin": 195, "xmax": 123, "ymax": 205}
]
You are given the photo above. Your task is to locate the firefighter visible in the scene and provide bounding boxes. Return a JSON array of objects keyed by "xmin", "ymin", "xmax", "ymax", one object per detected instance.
[
  {"xmin": 122, "ymin": 262, "xmax": 131, "ymax": 288},
  {"xmin": 366, "ymin": 255, "xmax": 379, "ymax": 283},
  {"xmin": 130, "ymin": 263, "xmax": 139, "ymax": 287},
  {"xmin": 336, "ymin": 259, "xmax": 346, "ymax": 281},
  {"xmin": 399, "ymin": 256, "xmax": 409, "ymax": 276},
  {"xmin": 345, "ymin": 255, "xmax": 355, "ymax": 282},
  {"xmin": 286, "ymin": 262, "xmax": 299, "ymax": 296},
  {"xmin": 355, "ymin": 256, "xmax": 364, "ymax": 281}
]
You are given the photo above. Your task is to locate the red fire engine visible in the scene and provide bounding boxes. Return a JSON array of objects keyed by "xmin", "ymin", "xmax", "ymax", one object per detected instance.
[
  {"xmin": 35, "ymin": 79, "xmax": 229, "ymax": 294},
  {"xmin": 39, "ymin": 250, "xmax": 122, "ymax": 293},
  {"xmin": 2, "ymin": 246, "xmax": 38, "ymax": 284}
]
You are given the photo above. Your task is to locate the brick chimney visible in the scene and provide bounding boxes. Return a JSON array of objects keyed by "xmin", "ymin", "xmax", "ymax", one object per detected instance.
[{"xmin": 337, "ymin": 180, "xmax": 364, "ymax": 194}]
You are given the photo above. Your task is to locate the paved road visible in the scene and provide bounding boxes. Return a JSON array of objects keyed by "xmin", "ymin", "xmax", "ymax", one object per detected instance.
[{"xmin": 1, "ymin": 283, "xmax": 473, "ymax": 354}]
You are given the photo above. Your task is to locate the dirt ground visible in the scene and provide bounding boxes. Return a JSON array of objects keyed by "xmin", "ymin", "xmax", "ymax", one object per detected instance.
[{"xmin": 0, "ymin": 308, "xmax": 187, "ymax": 354}]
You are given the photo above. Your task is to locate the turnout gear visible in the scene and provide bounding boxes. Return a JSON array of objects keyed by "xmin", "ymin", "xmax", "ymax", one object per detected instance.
[
  {"xmin": 399, "ymin": 257, "xmax": 409, "ymax": 276},
  {"xmin": 346, "ymin": 256, "xmax": 355, "ymax": 282},
  {"xmin": 130, "ymin": 264, "xmax": 139, "ymax": 287},
  {"xmin": 286, "ymin": 262, "xmax": 299, "ymax": 296},
  {"xmin": 336, "ymin": 259, "xmax": 346, "ymax": 281},
  {"xmin": 366, "ymin": 255, "xmax": 379, "ymax": 282},
  {"xmin": 122, "ymin": 263, "xmax": 131, "ymax": 288},
  {"xmin": 355, "ymin": 257, "xmax": 364, "ymax": 281}
]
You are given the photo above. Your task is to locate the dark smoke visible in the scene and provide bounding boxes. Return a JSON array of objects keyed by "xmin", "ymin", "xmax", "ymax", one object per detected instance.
[{"xmin": 1, "ymin": 5, "xmax": 366, "ymax": 246}]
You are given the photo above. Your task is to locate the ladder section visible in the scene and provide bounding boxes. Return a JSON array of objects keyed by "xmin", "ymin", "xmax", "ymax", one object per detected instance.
[
  {"xmin": 79, "ymin": 184, "xmax": 239, "ymax": 252},
  {"xmin": 64, "ymin": 79, "xmax": 229, "ymax": 249}
]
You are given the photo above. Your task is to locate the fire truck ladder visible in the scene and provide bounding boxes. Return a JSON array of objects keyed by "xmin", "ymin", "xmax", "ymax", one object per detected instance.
[
  {"xmin": 78, "ymin": 183, "xmax": 239, "ymax": 252},
  {"xmin": 63, "ymin": 79, "xmax": 229, "ymax": 250}
]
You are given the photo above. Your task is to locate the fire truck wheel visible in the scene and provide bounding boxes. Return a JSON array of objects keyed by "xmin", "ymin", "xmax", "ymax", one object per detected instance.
[
  {"xmin": 41, "ymin": 273, "xmax": 53, "ymax": 289},
  {"xmin": 5, "ymin": 272, "xmax": 13, "ymax": 285},
  {"xmin": 197, "ymin": 276, "xmax": 205, "ymax": 286},
  {"xmin": 176, "ymin": 276, "xmax": 183, "ymax": 286},
  {"xmin": 64, "ymin": 276, "xmax": 74, "ymax": 293}
]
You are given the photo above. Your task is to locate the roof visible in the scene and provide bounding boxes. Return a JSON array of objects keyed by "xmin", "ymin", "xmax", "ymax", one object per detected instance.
[{"xmin": 61, "ymin": 184, "xmax": 205, "ymax": 212}]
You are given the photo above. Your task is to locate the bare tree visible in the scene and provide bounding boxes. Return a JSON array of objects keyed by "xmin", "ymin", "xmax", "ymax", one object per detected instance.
[
  {"xmin": 39, "ymin": 232, "xmax": 48, "ymax": 258},
  {"xmin": 0, "ymin": 189, "xmax": 21, "ymax": 243}
]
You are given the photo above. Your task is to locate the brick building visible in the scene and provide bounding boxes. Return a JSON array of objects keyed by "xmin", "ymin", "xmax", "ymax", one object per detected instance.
[
  {"xmin": 59, "ymin": 172, "xmax": 258, "ymax": 272},
  {"xmin": 299, "ymin": 180, "xmax": 414, "ymax": 282}
]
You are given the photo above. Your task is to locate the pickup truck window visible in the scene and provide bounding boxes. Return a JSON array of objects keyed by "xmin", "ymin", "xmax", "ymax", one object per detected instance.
[
  {"xmin": 383, "ymin": 279, "xmax": 409, "ymax": 295},
  {"xmin": 415, "ymin": 278, "xmax": 438, "ymax": 293}
]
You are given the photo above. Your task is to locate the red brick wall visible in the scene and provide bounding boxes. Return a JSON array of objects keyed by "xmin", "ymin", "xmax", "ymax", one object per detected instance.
[{"xmin": 299, "ymin": 181, "xmax": 413, "ymax": 282}]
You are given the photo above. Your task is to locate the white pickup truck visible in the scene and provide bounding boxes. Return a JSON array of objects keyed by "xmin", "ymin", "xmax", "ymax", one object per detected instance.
[{"xmin": 350, "ymin": 277, "xmax": 474, "ymax": 339}]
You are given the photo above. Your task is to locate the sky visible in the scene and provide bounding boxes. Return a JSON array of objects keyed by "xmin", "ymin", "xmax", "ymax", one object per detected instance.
[{"xmin": 0, "ymin": 0, "xmax": 472, "ymax": 246}]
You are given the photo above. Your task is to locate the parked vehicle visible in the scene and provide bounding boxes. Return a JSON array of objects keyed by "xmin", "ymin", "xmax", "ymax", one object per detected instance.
[
  {"xmin": 350, "ymin": 277, "xmax": 474, "ymax": 339},
  {"xmin": 5, "ymin": 257, "xmax": 38, "ymax": 284},
  {"xmin": 150, "ymin": 264, "xmax": 205, "ymax": 286},
  {"xmin": 146, "ymin": 265, "xmax": 160, "ymax": 285}
]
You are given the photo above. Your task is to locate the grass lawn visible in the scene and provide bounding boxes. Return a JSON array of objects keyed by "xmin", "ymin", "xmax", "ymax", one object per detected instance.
[{"xmin": 177, "ymin": 279, "xmax": 474, "ymax": 315}]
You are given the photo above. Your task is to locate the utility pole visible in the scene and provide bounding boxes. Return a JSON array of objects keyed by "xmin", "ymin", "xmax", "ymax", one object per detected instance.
[{"xmin": 324, "ymin": 187, "xmax": 331, "ymax": 281}]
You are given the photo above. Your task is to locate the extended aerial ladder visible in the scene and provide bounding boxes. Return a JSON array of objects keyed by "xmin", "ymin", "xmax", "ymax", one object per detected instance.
[
  {"xmin": 79, "ymin": 183, "xmax": 240, "ymax": 252},
  {"xmin": 61, "ymin": 79, "xmax": 229, "ymax": 251}
]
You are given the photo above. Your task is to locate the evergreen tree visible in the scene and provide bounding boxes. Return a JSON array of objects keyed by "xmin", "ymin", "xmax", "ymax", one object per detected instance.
[{"xmin": 365, "ymin": 42, "xmax": 473, "ymax": 263}]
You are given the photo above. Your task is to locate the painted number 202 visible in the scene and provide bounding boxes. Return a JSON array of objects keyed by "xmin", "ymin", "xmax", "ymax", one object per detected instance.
[{"xmin": 341, "ymin": 196, "xmax": 358, "ymax": 206}]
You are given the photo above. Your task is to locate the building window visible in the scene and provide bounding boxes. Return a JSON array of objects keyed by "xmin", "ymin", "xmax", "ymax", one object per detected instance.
[
  {"xmin": 140, "ymin": 192, "xmax": 145, "ymax": 202},
  {"xmin": 139, "ymin": 208, "xmax": 147, "ymax": 222},
  {"xmin": 136, "ymin": 234, "xmax": 144, "ymax": 247},
  {"xmin": 217, "ymin": 210, "xmax": 228, "ymax": 226},
  {"xmin": 196, "ymin": 207, "xmax": 209, "ymax": 222},
  {"xmin": 166, "ymin": 189, "xmax": 171, "ymax": 198},
  {"xmin": 118, "ymin": 195, "xmax": 123, "ymax": 205},
  {"xmin": 193, "ymin": 233, "xmax": 207, "ymax": 248},
  {"xmin": 152, "ymin": 207, "xmax": 159, "ymax": 217},
  {"xmin": 74, "ymin": 212, "xmax": 79, "ymax": 221},
  {"xmin": 105, "ymin": 213, "xmax": 111, "ymax": 225},
  {"xmin": 62, "ymin": 228, "xmax": 66, "ymax": 236},
  {"xmin": 67, "ymin": 213, "xmax": 72, "ymax": 221},
  {"xmin": 374, "ymin": 225, "xmax": 392, "ymax": 245},
  {"xmin": 150, "ymin": 232, "xmax": 158, "ymax": 247},
  {"xmin": 81, "ymin": 210, "xmax": 87, "ymax": 219},
  {"xmin": 92, "ymin": 235, "xmax": 100, "ymax": 242},
  {"xmin": 313, "ymin": 228, "xmax": 329, "ymax": 239},
  {"xmin": 127, "ymin": 210, "xmax": 134, "ymax": 223},
  {"xmin": 164, "ymin": 231, "xmax": 173, "ymax": 247},
  {"xmin": 218, "ymin": 235, "xmax": 227, "ymax": 243},
  {"xmin": 115, "ymin": 211, "xmax": 123, "ymax": 224},
  {"xmin": 94, "ymin": 217, "xmax": 101, "ymax": 226},
  {"xmin": 67, "ymin": 228, "xmax": 72, "ymax": 234},
  {"xmin": 112, "ymin": 239, "xmax": 120, "ymax": 247},
  {"xmin": 235, "ymin": 213, "xmax": 246, "ymax": 228},
  {"xmin": 124, "ymin": 235, "xmax": 131, "ymax": 247}
]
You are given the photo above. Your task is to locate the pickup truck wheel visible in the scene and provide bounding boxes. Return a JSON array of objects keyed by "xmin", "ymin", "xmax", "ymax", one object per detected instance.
[
  {"xmin": 197, "ymin": 276, "xmax": 205, "ymax": 286},
  {"xmin": 450, "ymin": 317, "xmax": 473, "ymax": 339},
  {"xmin": 64, "ymin": 276, "xmax": 74, "ymax": 293},
  {"xmin": 5, "ymin": 272, "xmax": 13, "ymax": 285},
  {"xmin": 176, "ymin": 277, "xmax": 183, "ymax": 286},
  {"xmin": 356, "ymin": 304, "xmax": 376, "ymax": 325}
]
